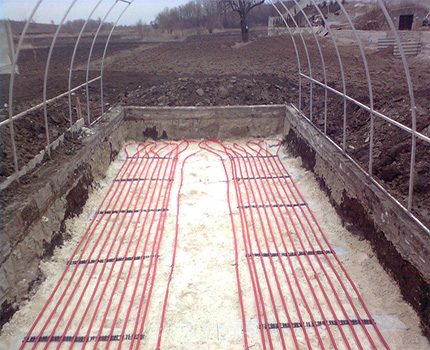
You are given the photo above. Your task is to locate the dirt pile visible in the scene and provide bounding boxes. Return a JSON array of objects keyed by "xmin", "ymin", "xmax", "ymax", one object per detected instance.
[
  {"xmin": 354, "ymin": 7, "xmax": 387, "ymax": 31},
  {"xmin": 126, "ymin": 75, "xmax": 295, "ymax": 107}
]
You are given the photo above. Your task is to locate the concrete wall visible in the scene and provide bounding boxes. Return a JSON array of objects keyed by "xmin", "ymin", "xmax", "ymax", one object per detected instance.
[
  {"xmin": 387, "ymin": 0, "xmax": 430, "ymax": 11},
  {"xmin": 331, "ymin": 29, "xmax": 388, "ymax": 46},
  {"xmin": 390, "ymin": 6, "xmax": 429, "ymax": 30},
  {"xmin": 267, "ymin": 28, "xmax": 430, "ymax": 55},
  {"xmin": 268, "ymin": 28, "xmax": 389, "ymax": 48},
  {"xmin": 124, "ymin": 105, "xmax": 286, "ymax": 140},
  {"xmin": 268, "ymin": 26, "xmax": 321, "ymax": 37},
  {"xmin": 420, "ymin": 31, "xmax": 430, "ymax": 55},
  {"xmin": 0, "ymin": 21, "xmax": 15, "ymax": 74}
]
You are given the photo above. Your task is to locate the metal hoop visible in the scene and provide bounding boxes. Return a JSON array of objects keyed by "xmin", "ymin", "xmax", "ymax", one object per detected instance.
[{"xmin": 68, "ymin": 0, "xmax": 105, "ymax": 127}]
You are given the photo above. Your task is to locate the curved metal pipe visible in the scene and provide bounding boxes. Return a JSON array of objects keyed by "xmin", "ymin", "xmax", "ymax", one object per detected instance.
[
  {"xmin": 4, "ymin": 0, "xmax": 422, "ymax": 221},
  {"xmin": 85, "ymin": 0, "xmax": 119, "ymax": 124},
  {"xmin": 289, "ymin": 0, "xmax": 328, "ymax": 130},
  {"xmin": 376, "ymin": 0, "xmax": 418, "ymax": 212},
  {"xmin": 43, "ymin": 0, "xmax": 79, "ymax": 158},
  {"xmin": 100, "ymin": 1, "xmax": 133, "ymax": 115},
  {"xmin": 68, "ymin": 0, "xmax": 105, "ymax": 127},
  {"xmin": 278, "ymin": 1, "xmax": 314, "ymax": 120},
  {"xmin": 7, "ymin": 0, "xmax": 43, "ymax": 172},
  {"xmin": 268, "ymin": 0, "xmax": 303, "ymax": 109},
  {"xmin": 332, "ymin": 0, "xmax": 375, "ymax": 168},
  {"xmin": 301, "ymin": 73, "xmax": 430, "ymax": 143},
  {"xmin": 308, "ymin": 0, "xmax": 347, "ymax": 147}
]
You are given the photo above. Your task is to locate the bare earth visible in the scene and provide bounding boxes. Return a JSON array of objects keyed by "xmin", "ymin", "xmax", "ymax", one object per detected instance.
[{"xmin": 1, "ymin": 31, "xmax": 429, "ymax": 228}]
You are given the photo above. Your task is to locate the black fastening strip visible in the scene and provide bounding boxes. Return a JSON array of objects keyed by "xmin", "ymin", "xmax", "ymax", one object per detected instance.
[
  {"xmin": 114, "ymin": 178, "xmax": 174, "ymax": 183},
  {"xmin": 25, "ymin": 333, "xmax": 144, "ymax": 343},
  {"xmin": 233, "ymin": 175, "xmax": 290, "ymax": 181},
  {"xmin": 238, "ymin": 203, "xmax": 307, "ymax": 209},
  {"xmin": 260, "ymin": 319, "xmax": 374, "ymax": 330},
  {"xmin": 248, "ymin": 250, "xmax": 334, "ymax": 258},
  {"xmin": 232, "ymin": 155, "xmax": 277, "ymax": 159},
  {"xmin": 68, "ymin": 254, "xmax": 159, "ymax": 266},
  {"xmin": 127, "ymin": 156, "xmax": 176, "ymax": 160},
  {"xmin": 98, "ymin": 208, "xmax": 168, "ymax": 215}
]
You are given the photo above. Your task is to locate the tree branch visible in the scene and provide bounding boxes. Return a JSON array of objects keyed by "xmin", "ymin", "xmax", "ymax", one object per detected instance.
[{"xmin": 246, "ymin": 0, "xmax": 265, "ymax": 15}]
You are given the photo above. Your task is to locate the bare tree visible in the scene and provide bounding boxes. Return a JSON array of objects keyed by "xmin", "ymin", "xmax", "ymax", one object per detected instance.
[
  {"xmin": 220, "ymin": 0, "xmax": 265, "ymax": 42},
  {"xmin": 136, "ymin": 19, "xmax": 144, "ymax": 39},
  {"xmin": 202, "ymin": 0, "xmax": 221, "ymax": 33},
  {"xmin": 156, "ymin": 7, "xmax": 178, "ymax": 34},
  {"xmin": 153, "ymin": 0, "xmax": 272, "ymax": 35}
]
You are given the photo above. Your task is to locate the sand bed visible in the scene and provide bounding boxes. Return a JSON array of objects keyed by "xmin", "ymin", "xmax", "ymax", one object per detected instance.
[{"xmin": 0, "ymin": 139, "xmax": 428, "ymax": 350}]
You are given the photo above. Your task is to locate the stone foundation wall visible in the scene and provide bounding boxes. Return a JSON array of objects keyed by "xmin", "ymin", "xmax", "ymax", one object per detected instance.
[{"xmin": 283, "ymin": 105, "xmax": 430, "ymax": 337}]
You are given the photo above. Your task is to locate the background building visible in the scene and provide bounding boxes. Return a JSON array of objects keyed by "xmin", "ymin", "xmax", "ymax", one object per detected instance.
[{"xmin": 386, "ymin": 0, "xmax": 430, "ymax": 30}]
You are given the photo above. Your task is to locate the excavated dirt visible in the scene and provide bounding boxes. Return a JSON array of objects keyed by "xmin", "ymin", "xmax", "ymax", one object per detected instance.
[
  {"xmin": 0, "ymin": 41, "xmax": 141, "ymax": 177},
  {"xmin": 1, "ymin": 31, "xmax": 429, "ymax": 226}
]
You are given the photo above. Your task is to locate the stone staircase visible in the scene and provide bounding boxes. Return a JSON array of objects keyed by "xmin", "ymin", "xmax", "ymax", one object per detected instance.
[{"xmin": 377, "ymin": 37, "xmax": 422, "ymax": 57}]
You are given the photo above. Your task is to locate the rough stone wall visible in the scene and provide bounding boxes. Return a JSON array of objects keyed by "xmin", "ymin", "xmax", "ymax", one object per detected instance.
[{"xmin": 0, "ymin": 107, "xmax": 126, "ymax": 329}]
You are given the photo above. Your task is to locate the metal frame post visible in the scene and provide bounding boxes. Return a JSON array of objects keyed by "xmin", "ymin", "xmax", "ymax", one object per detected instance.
[
  {"xmin": 278, "ymin": 1, "xmax": 314, "ymax": 121},
  {"xmin": 100, "ymin": 1, "xmax": 133, "ymax": 115},
  {"xmin": 7, "ymin": 0, "xmax": 43, "ymax": 173},
  {"xmin": 377, "ymin": 0, "xmax": 418, "ymax": 212},
  {"xmin": 85, "ymin": 0, "xmax": 119, "ymax": 125},
  {"xmin": 68, "ymin": 0, "xmax": 105, "ymax": 127},
  {"xmin": 43, "ymin": 0, "xmax": 79, "ymax": 158},
  {"xmin": 269, "ymin": 0, "xmax": 303, "ymax": 110}
]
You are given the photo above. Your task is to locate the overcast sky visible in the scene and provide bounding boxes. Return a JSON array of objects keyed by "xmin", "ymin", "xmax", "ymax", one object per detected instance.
[{"xmin": 0, "ymin": 0, "xmax": 189, "ymax": 25}]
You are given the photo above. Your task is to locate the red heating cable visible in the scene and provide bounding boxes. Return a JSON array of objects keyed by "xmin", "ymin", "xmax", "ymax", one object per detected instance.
[
  {"xmin": 100, "ymin": 142, "xmax": 183, "ymax": 350},
  {"xmin": 76, "ymin": 143, "xmax": 173, "ymax": 349},
  {"xmin": 132, "ymin": 142, "xmax": 190, "ymax": 350},
  {"xmin": 41, "ymin": 143, "xmax": 158, "ymax": 349},
  {"xmin": 228, "ymin": 144, "xmax": 300, "ymax": 349},
  {"xmin": 22, "ymin": 143, "xmax": 154, "ymax": 350},
  {"xmin": 55, "ymin": 143, "xmax": 164, "ymax": 349},
  {"xmin": 255, "ymin": 141, "xmax": 388, "ymax": 349},
  {"xmin": 99, "ymin": 143, "xmax": 182, "ymax": 350},
  {"xmin": 209, "ymin": 139, "xmax": 277, "ymax": 349},
  {"xmin": 257, "ymin": 143, "xmax": 372, "ymax": 346},
  {"xmin": 262, "ymin": 142, "xmax": 389, "ymax": 349},
  {"xmin": 241, "ymin": 142, "xmax": 339, "ymax": 348},
  {"xmin": 233, "ymin": 142, "xmax": 320, "ymax": 350},
  {"xmin": 248, "ymin": 141, "xmax": 361, "ymax": 349}
]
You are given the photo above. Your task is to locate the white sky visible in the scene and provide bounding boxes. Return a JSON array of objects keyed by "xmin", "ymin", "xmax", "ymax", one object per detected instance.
[{"xmin": 0, "ymin": 0, "xmax": 190, "ymax": 25}]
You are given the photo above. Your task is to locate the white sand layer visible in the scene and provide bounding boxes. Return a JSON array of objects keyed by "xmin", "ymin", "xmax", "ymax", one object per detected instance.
[{"xmin": 0, "ymin": 139, "xmax": 429, "ymax": 350}]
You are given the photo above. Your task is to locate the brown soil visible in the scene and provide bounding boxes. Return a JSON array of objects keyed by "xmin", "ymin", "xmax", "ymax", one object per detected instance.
[
  {"xmin": 354, "ymin": 7, "xmax": 387, "ymax": 30},
  {"xmin": 0, "ymin": 41, "xmax": 141, "ymax": 176},
  {"xmin": 0, "ymin": 31, "xmax": 429, "ymax": 228}
]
